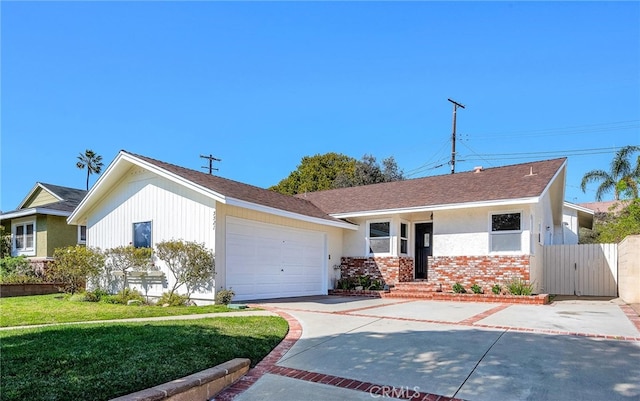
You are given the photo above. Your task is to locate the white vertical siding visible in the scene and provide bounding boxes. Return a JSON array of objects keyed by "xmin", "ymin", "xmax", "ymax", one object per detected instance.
[{"xmin": 87, "ymin": 167, "xmax": 216, "ymax": 301}]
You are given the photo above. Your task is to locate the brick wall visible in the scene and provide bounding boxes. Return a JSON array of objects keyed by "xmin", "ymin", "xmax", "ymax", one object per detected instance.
[
  {"xmin": 428, "ymin": 255, "xmax": 530, "ymax": 292},
  {"xmin": 341, "ymin": 255, "xmax": 530, "ymax": 292},
  {"xmin": 340, "ymin": 256, "xmax": 414, "ymax": 285}
]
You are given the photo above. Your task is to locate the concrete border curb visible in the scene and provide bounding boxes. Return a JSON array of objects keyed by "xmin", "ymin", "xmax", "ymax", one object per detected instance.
[{"xmin": 109, "ymin": 358, "xmax": 250, "ymax": 401}]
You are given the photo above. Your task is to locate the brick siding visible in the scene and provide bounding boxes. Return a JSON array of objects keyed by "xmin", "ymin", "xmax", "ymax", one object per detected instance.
[{"xmin": 341, "ymin": 255, "xmax": 530, "ymax": 292}]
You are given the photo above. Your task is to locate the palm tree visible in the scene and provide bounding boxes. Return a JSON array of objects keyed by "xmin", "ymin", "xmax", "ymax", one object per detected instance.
[
  {"xmin": 581, "ymin": 145, "xmax": 640, "ymax": 201},
  {"xmin": 76, "ymin": 149, "xmax": 104, "ymax": 190}
]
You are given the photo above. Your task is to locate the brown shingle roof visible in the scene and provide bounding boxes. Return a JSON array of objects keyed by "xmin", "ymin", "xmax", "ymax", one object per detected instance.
[
  {"xmin": 125, "ymin": 151, "xmax": 346, "ymax": 224},
  {"xmin": 296, "ymin": 158, "xmax": 567, "ymax": 215}
]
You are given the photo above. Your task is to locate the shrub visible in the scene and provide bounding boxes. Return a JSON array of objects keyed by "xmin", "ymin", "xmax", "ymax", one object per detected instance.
[
  {"xmin": 157, "ymin": 292, "xmax": 190, "ymax": 307},
  {"xmin": 102, "ymin": 288, "xmax": 145, "ymax": 305},
  {"xmin": 215, "ymin": 289, "xmax": 235, "ymax": 305},
  {"xmin": 505, "ymin": 278, "xmax": 534, "ymax": 296},
  {"xmin": 492, "ymin": 284, "xmax": 502, "ymax": 295},
  {"xmin": 452, "ymin": 283, "xmax": 466, "ymax": 293},
  {"xmin": 155, "ymin": 240, "xmax": 215, "ymax": 300},
  {"xmin": 48, "ymin": 245, "xmax": 105, "ymax": 294},
  {"xmin": 0, "ymin": 256, "xmax": 42, "ymax": 283},
  {"xmin": 470, "ymin": 284, "xmax": 483, "ymax": 294}
]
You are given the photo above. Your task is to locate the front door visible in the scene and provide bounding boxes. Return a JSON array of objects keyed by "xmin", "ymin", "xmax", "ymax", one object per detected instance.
[{"xmin": 415, "ymin": 223, "xmax": 433, "ymax": 280}]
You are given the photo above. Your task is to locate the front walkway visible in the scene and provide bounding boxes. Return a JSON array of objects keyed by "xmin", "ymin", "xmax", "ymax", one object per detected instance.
[{"xmin": 215, "ymin": 296, "xmax": 640, "ymax": 401}]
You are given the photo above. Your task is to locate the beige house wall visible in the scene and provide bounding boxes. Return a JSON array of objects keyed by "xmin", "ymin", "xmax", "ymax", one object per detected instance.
[
  {"xmin": 25, "ymin": 188, "xmax": 58, "ymax": 207},
  {"xmin": 618, "ymin": 235, "xmax": 640, "ymax": 304}
]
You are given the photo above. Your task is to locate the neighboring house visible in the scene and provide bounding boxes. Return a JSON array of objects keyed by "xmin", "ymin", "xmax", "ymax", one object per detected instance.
[
  {"xmin": 0, "ymin": 183, "xmax": 88, "ymax": 263},
  {"xmin": 68, "ymin": 151, "xmax": 593, "ymax": 302}
]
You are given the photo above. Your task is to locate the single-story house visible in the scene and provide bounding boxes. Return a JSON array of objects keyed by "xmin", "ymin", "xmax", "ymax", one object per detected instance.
[
  {"xmin": 1, "ymin": 183, "xmax": 87, "ymax": 266},
  {"xmin": 68, "ymin": 150, "xmax": 593, "ymax": 302}
]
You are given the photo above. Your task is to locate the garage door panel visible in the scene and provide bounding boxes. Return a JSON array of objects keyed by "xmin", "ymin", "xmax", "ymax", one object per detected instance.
[{"xmin": 226, "ymin": 218, "xmax": 325, "ymax": 301}]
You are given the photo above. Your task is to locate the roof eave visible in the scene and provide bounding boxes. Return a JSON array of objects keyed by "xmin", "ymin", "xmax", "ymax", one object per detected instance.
[
  {"xmin": 226, "ymin": 197, "xmax": 358, "ymax": 230},
  {"xmin": 1, "ymin": 208, "xmax": 72, "ymax": 220},
  {"xmin": 330, "ymin": 197, "xmax": 541, "ymax": 219}
]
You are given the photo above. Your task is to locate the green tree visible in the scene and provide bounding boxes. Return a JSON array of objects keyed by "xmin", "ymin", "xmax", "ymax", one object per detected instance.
[
  {"xmin": 584, "ymin": 199, "xmax": 640, "ymax": 243},
  {"xmin": 270, "ymin": 153, "xmax": 404, "ymax": 195},
  {"xmin": 0, "ymin": 225, "xmax": 11, "ymax": 259},
  {"xmin": 155, "ymin": 240, "xmax": 215, "ymax": 300},
  {"xmin": 334, "ymin": 154, "xmax": 404, "ymax": 188},
  {"xmin": 48, "ymin": 245, "xmax": 105, "ymax": 294},
  {"xmin": 581, "ymin": 145, "xmax": 640, "ymax": 201},
  {"xmin": 103, "ymin": 246, "xmax": 154, "ymax": 293},
  {"xmin": 76, "ymin": 149, "xmax": 104, "ymax": 190},
  {"xmin": 270, "ymin": 153, "xmax": 356, "ymax": 195}
]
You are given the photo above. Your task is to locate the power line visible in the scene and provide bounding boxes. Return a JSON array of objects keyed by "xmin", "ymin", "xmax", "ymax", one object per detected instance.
[{"xmin": 467, "ymin": 120, "xmax": 639, "ymax": 140}]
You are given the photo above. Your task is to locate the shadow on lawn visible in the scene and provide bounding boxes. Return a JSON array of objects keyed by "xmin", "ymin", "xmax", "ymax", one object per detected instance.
[{"xmin": 0, "ymin": 316, "xmax": 286, "ymax": 401}]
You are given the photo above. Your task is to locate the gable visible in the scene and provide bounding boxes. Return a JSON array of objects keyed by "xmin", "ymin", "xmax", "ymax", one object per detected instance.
[{"xmin": 23, "ymin": 187, "xmax": 60, "ymax": 208}]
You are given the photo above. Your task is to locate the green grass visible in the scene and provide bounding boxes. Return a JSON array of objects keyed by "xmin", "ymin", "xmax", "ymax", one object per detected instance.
[
  {"xmin": 0, "ymin": 294, "xmax": 241, "ymax": 327},
  {"xmin": 1, "ymin": 317, "xmax": 288, "ymax": 401}
]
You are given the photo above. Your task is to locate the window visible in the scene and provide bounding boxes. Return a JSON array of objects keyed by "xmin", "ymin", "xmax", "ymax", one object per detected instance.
[
  {"xmin": 368, "ymin": 221, "xmax": 390, "ymax": 254},
  {"xmin": 400, "ymin": 222, "xmax": 408, "ymax": 254},
  {"xmin": 13, "ymin": 221, "xmax": 35, "ymax": 256},
  {"xmin": 78, "ymin": 226, "xmax": 87, "ymax": 244},
  {"xmin": 133, "ymin": 221, "xmax": 152, "ymax": 248},
  {"xmin": 490, "ymin": 212, "xmax": 521, "ymax": 252}
]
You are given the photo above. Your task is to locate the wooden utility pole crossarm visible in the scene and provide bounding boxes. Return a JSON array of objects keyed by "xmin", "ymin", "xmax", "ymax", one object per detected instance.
[{"xmin": 200, "ymin": 154, "xmax": 221, "ymax": 175}]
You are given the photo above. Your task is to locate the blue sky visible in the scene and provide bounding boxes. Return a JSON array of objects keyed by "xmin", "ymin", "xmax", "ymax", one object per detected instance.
[{"xmin": 2, "ymin": 1, "xmax": 639, "ymax": 211}]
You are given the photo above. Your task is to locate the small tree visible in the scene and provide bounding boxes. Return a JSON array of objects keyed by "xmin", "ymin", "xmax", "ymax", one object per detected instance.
[
  {"xmin": 48, "ymin": 245, "xmax": 105, "ymax": 294},
  {"xmin": 103, "ymin": 246, "xmax": 154, "ymax": 293},
  {"xmin": 0, "ymin": 225, "xmax": 11, "ymax": 258},
  {"xmin": 155, "ymin": 239, "xmax": 215, "ymax": 300}
]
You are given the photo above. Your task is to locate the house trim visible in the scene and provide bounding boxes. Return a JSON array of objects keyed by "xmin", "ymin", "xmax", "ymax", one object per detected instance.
[
  {"xmin": 1, "ymin": 208, "xmax": 71, "ymax": 220},
  {"xmin": 331, "ymin": 197, "xmax": 541, "ymax": 219}
]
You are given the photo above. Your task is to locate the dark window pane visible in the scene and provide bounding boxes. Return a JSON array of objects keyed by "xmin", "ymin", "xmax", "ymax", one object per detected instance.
[
  {"xmin": 492, "ymin": 213, "xmax": 521, "ymax": 231},
  {"xmin": 370, "ymin": 222, "xmax": 390, "ymax": 237},
  {"xmin": 133, "ymin": 222, "xmax": 152, "ymax": 248},
  {"xmin": 400, "ymin": 223, "xmax": 407, "ymax": 238},
  {"xmin": 80, "ymin": 226, "xmax": 87, "ymax": 241},
  {"xmin": 400, "ymin": 239, "xmax": 408, "ymax": 254}
]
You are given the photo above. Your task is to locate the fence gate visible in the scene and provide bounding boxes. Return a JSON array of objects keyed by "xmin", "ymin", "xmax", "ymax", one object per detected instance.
[{"xmin": 543, "ymin": 244, "xmax": 618, "ymax": 296}]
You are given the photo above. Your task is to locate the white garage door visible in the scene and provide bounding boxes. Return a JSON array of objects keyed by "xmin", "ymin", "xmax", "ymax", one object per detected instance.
[{"xmin": 226, "ymin": 217, "xmax": 327, "ymax": 301}]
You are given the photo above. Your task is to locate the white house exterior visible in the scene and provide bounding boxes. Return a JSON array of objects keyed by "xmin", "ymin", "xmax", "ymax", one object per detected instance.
[{"xmin": 68, "ymin": 151, "xmax": 593, "ymax": 302}]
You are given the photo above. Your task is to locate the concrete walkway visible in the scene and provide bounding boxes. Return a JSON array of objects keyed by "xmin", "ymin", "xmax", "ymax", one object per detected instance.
[{"xmin": 214, "ymin": 296, "xmax": 640, "ymax": 401}]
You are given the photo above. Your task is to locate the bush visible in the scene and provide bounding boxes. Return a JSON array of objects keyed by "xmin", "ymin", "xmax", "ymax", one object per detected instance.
[
  {"xmin": 157, "ymin": 292, "xmax": 190, "ymax": 307},
  {"xmin": 452, "ymin": 283, "xmax": 466, "ymax": 293},
  {"xmin": 102, "ymin": 288, "xmax": 145, "ymax": 305},
  {"xmin": 0, "ymin": 256, "xmax": 42, "ymax": 283},
  {"xmin": 48, "ymin": 245, "xmax": 105, "ymax": 294},
  {"xmin": 470, "ymin": 284, "xmax": 483, "ymax": 294},
  {"xmin": 505, "ymin": 278, "xmax": 534, "ymax": 296},
  {"xmin": 492, "ymin": 284, "xmax": 502, "ymax": 295},
  {"xmin": 215, "ymin": 289, "xmax": 235, "ymax": 305}
]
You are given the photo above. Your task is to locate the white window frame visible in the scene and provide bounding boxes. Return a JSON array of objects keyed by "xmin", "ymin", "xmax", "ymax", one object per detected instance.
[
  {"xmin": 489, "ymin": 211, "xmax": 523, "ymax": 254},
  {"xmin": 399, "ymin": 221, "xmax": 409, "ymax": 255},
  {"xmin": 78, "ymin": 225, "xmax": 87, "ymax": 245},
  {"xmin": 367, "ymin": 219, "xmax": 392, "ymax": 256},
  {"xmin": 12, "ymin": 219, "xmax": 36, "ymax": 257}
]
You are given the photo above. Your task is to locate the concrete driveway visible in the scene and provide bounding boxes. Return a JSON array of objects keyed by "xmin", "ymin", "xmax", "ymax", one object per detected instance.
[{"xmin": 214, "ymin": 296, "xmax": 640, "ymax": 401}]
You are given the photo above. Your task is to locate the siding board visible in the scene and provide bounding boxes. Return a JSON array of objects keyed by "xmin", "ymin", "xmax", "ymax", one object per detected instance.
[{"xmin": 543, "ymin": 244, "xmax": 617, "ymax": 296}]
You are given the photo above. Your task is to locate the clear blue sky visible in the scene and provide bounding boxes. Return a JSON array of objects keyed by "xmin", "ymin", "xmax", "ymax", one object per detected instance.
[{"xmin": 2, "ymin": 1, "xmax": 639, "ymax": 211}]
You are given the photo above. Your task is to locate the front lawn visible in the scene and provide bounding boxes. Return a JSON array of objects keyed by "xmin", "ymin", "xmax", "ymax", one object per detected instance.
[
  {"xmin": 1, "ymin": 316, "xmax": 288, "ymax": 401},
  {"xmin": 0, "ymin": 294, "xmax": 239, "ymax": 327}
]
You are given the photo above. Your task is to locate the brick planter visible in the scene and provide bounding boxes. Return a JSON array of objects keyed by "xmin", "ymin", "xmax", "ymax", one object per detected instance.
[
  {"xmin": 328, "ymin": 289, "xmax": 386, "ymax": 298},
  {"xmin": 383, "ymin": 290, "xmax": 549, "ymax": 305},
  {"xmin": 0, "ymin": 283, "xmax": 64, "ymax": 298}
]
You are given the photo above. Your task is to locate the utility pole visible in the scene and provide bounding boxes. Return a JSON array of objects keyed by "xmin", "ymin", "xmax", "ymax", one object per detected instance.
[
  {"xmin": 200, "ymin": 154, "xmax": 221, "ymax": 175},
  {"xmin": 447, "ymin": 98, "xmax": 465, "ymax": 174}
]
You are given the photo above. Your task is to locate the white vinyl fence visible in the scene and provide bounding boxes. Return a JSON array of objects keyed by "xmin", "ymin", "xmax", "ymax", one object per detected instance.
[{"xmin": 543, "ymin": 244, "xmax": 618, "ymax": 297}]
